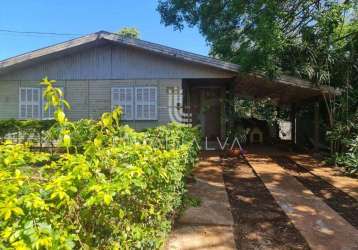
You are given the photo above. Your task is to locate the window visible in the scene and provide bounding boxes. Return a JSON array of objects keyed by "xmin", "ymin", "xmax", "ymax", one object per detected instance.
[
  {"xmin": 19, "ymin": 88, "xmax": 41, "ymax": 119},
  {"xmin": 135, "ymin": 87, "xmax": 157, "ymax": 120},
  {"xmin": 111, "ymin": 87, "xmax": 134, "ymax": 120},
  {"xmin": 19, "ymin": 87, "xmax": 64, "ymax": 120},
  {"xmin": 111, "ymin": 87, "xmax": 158, "ymax": 121}
]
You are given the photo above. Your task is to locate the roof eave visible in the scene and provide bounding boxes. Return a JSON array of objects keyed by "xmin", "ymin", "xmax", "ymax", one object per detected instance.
[{"xmin": 0, "ymin": 33, "xmax": 102, "ymax": 71}]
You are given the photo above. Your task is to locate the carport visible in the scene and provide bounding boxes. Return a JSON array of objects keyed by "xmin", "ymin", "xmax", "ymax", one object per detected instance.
[
  {"xmin": 234, "ymin": 73, "xmax": 335, "ymax": 149},
  {"xmin": 183, "ymin": 72, "xmax": 335, "ymax": 150}
]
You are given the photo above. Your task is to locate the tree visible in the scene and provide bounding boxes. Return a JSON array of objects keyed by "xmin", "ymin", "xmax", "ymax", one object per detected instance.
[
  {"xmin": 116, "ymin": 27, "xmax": 140, "ymax": 39},
  {"xmin": 157, "ymin": 0, "xmax": 357, "ymax": 81}
]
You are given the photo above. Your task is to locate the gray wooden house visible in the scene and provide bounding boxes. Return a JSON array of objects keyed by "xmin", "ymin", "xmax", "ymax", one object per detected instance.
[{"xmin": 0, "ymin": 31, "xmax": 326, "ymax": 140}]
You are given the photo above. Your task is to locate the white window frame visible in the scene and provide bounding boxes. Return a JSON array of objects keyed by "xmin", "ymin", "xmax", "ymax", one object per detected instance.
[
  {"xmin": 135, "ymin": 87, "xmax": 158, "ymax": 120},
  {"xmin": 111, "ymin": 87, "xmax": 134, "ymax": 121},
  {"xmin": 19, "ymin": 87, "xmax": 64, "ymax": 120},
  {"xmin": 19, "ymin": 88, "xmax": 41, "ymax": 119}
]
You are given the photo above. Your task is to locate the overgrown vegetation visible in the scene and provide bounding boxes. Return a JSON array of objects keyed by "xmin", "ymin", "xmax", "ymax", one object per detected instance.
[
  {"xmin": 0, "ymin": 78, "xmax": 200, "ymax": 249},
  {"xmin": 327, "ymin": 90, "xmax": 358, "ymax": 175}
]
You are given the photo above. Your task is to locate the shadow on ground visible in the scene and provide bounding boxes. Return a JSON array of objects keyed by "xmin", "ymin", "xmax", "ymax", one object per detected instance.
[{"xmin": 222, "ymin": 156, "xmax": 310, "ymax": 250}]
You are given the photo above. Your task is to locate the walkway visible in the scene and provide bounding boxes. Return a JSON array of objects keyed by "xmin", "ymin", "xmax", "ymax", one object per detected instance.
[
  {"xmin": 165, "ymin": 152, "xmax": 236, "ymax": 250},
  {"xmin": 166, "ymin": 150, "xmax": 358, "ymax": 250}
]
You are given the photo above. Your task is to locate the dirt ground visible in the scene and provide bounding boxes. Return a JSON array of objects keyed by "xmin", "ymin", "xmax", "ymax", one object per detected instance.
[{"xmin": 222, "ymin": 156, "xmax": 310, "ymax": 250}]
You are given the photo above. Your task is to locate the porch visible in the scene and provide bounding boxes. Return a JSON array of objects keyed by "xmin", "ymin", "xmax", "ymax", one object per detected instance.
[{"xmin": 180, "ymin": 75, "xmax": 332, "ymax": 150}]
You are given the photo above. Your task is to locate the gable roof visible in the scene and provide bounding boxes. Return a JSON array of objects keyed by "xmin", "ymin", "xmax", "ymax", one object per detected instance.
[
  {"xmin": 0, "ymin": 30, "xmax": 338, "ymax": 102},
  {"xmin": 0, "ymin": 31, "xmax": 240, "ymax": 74}
]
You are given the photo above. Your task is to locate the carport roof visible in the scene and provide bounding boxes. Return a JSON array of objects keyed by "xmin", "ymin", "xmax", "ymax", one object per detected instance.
[{"xmin": 235, "ymin": 73, "xmax": 337, "ymax": 104}]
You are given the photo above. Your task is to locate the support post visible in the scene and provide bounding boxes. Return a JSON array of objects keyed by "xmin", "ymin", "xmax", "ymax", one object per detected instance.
[
  {"xmin": 290, "ymin": 104, "xmax": 297, "ymax": 144},
  {"xmin": 275, "ymin": 106, "xmax": 281, "ymax": 141},
  {"xmin": 314, "ymin": 102, "xmax": 320, "ymax": 152},
  {"xmin": 220, "ymin": 86, "xmax": 226, "ymax": 139}
]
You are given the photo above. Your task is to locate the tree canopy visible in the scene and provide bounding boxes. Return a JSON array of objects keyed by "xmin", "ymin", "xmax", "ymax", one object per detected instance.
[
  {"xmin": 116, "ymin": 27, "xmax": 140, "ymax": 39},
  {"xmin": 157, "ymin": 0, "xmax": 357, "ymax": 87}
]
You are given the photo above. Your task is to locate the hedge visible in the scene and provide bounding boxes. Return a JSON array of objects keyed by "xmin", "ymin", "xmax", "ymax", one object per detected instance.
[{"xmin": 0, "ymin": 78, "xmax": 200, "ymax": 249}]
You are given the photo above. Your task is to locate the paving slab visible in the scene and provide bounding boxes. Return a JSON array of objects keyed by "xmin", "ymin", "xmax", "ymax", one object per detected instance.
[
  {"xmin": 166, "ymin": 225, "xmax": 236, "ymax": 250},
  {"xmin": 246, "ymin": 152, "xmax": 358, "ymax": 250},
  {"xmin": 165, "ymin": 153, "xmax": 236, "ymax": 250},
  {"xmin": 177, "ymin": 178, "xmax": 234, "ymax": 226},
  {"xmin": 289, "ymin": 154, "xmax": 358, "ymax": 200}
]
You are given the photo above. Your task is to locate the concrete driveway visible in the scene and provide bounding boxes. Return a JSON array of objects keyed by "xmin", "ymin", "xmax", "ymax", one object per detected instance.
[{"xmin": 166, "ymin": 149, "xmax": 358, "ymax": 250}]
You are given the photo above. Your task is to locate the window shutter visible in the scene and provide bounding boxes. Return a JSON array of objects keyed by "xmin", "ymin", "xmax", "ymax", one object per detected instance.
[
  {"xmin": 135, "ymin": 87, "xmax": 157, "ymax": 120},
  {"xmin": 135, "ymin": 88, "xmax": 143, "ymax": 119},
  {"xmin": 20, "ymin": 88, "xmax": 27, "ymax": 118},
  {"xmin": 111, "ymin": 87, "xmax": 133, "ymax": 120},
  {"xmin": 33, "ymin": 89, "xmax": 40, "ymax": 118},
  {"xmin": 19, "ymin": 88, "xmax": 40, "ymax": 119}
]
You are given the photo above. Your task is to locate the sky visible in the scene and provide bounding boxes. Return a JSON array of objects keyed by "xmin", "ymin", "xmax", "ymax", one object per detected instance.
[{"xmin": 0, "ymin": 0, "xmax": 210, "ymax": 60}]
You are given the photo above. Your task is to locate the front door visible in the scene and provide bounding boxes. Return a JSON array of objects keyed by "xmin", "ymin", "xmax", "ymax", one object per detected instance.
[
  {"xmin": 191, "ymin": 87, "xmax": 221, "ymax": 140},
  {"xmin": 201, "ymin": 88, "xmax": 221, "ymax": 140}
]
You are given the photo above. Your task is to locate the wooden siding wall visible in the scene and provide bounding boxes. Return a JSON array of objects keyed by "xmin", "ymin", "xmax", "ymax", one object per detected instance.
[
  {"xmin": 0, "ymin": 79, "xmax": 181, "ymax": 130},
  {"xmin": 0, "ymin": 44, "xmax": 234, "ymax": 81},
  {"xmin": 0, "ymin": 43, "xmax": 234, "ymax": 128},
  {"xmin": 0, "ymin": 80, "xmax": 19, "ymax": 119}
]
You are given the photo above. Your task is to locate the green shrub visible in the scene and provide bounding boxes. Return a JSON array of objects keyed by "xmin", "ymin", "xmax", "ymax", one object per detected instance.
[
  {"xmin": 334, "ymin": 152, "xmax": 358, "ymax": 175},
  {"xmin": 0, "ymin": 78, "xmax": 200, "ymax": 249},
  {"xmin": 327, "ymin": 116, "xmax": 358, "ymax": 175},
  {"xmin": 329, "ymin": 134, "xmax": 358, "ymax": 175},
  {"xmin": 46, "ymin": 119, "xmax": 97, "ymax": 153},
  {"xmin": 145, "ymin": 122, "xmax": 200, "ymax": 150}
]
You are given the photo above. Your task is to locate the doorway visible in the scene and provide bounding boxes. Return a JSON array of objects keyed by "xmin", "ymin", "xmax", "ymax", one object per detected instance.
[{"xmin": 191, "ymin": 87, "xmax": 222, "ymax": 140}]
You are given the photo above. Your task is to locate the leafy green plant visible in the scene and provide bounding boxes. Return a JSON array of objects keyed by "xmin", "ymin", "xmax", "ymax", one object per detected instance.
[
  {"xmin": 327, "ymin": 111, "xmax": 358, "ymax": 175},
  {"xmin": 328, "ymin": 125, "xmax": 358, "ymax": 175},
  {"xmin": 335, "ymin": 152, "xmax": 358, "ymax": 175},
  {"xmin": 0, "ymin": 78, "xmax": 200, "ymax": 249}
]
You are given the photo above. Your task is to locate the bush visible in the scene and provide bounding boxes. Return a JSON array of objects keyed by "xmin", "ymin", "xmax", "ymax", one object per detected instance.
[
  {"xmin": 329, "ymin": 133, "xmax": 358, "ymax": 175},
  {"xmin": 46, "ymin": 119, "xmax": 97, "ymax": 153},
  {"xmin": 334, "ymin": 152, "xmax": 358, "ymax": 175},
  {"xmin": 145, "ymin": 122, "xmax": 200, "ymax": 149},
  {"xmin": 327, "ymin": 115, "xmax": 358, "ymax": 175},
  {"xmin": 0, "ymin": 78, "xmax": 200, "ymax": 249}
]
